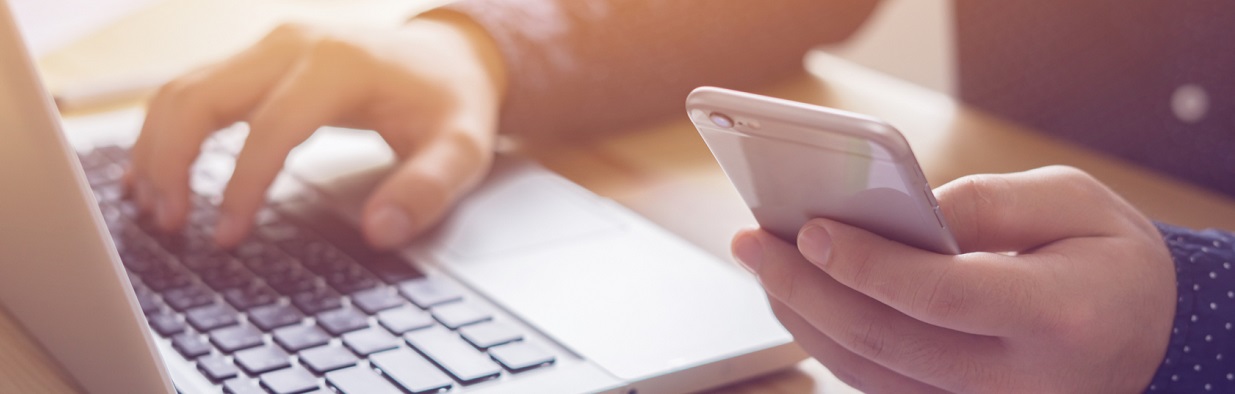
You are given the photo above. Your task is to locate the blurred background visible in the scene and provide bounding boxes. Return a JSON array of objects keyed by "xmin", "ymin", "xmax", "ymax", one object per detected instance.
[{"xmin": 13, "ymin": 0, "xmax": 953, "ymax": 103}]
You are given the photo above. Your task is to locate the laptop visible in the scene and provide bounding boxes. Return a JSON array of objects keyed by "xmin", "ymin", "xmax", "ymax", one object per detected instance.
[{"xmin": 0, "ymin": 1, "xmax": 803, "ymax": 394}]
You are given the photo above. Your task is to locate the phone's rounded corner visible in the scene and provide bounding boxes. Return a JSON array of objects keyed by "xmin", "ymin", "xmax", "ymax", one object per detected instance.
[
  {"xmin": 685, "ymin": 86, "xmax": 727, "ymax": 109},
  {"xmin": 854, "ymin": 119, "xmax": 916, "ymax": 160}
]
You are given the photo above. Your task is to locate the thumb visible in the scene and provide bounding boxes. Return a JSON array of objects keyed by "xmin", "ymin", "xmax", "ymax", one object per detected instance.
[{"xmin": 362, "ymin": 132, "xmax": 492, "ymax": 249}]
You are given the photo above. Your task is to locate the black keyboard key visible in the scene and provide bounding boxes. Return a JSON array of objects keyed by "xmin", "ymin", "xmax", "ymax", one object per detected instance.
[
  {"xmin": 350, "ymin": 286, "xmax": 404, "ymax": 315},
  {"xmin": 199, "ymin": 260, "xmax": 256, "ymax": 290},
  {"xmin": 133, "ymin": 286, "xmax": 163, "ymax": 315},
  {"xmin": 185, "ymin": 303, "xmax": 239, "ymax": 331},
  {"xmin": 197, "ymin": 354, "xmax": 239, "ymax": 382},
  {"xmin": 363, "ymin": 254, "xmax": 423, "ymax": 284},
  {"xmin": 398, "ymin": 278, "xmax": 462, "ymax": 309},
  {"xmin": 274, "ymin": 200, "xmax": 426, "ymax": 286},
  {"xmin": 298, "ymin": 345, "xmax": 357, "ymax": 375},
  {"xmin": 316, "ymin": 308, "xmax": 368, "ymax": 336},
  {"xmin": 187, "ymin": 197, "xmax": 221, "ymax": 228},
  {"xmin": 273, "ymin": 325, "xmax": 330, "ymax": 353},
  {"xmin": 325, "ymin": 367, "xmax": 402, "ymax": 394},
  {"xmin": 488, "ymin": 341, "xmax": 556, "ymax": 372},
  {"xmin": 171, "ymin": 332, "xmax": 211, "ymax": 359},
  {"xmin": 162, "ymin": 283, "xmax": 215, "ymax": 311},
  {"xmin": 209, "ymin": 324, "xmax": 265, "ymax": 353},
  {"xmin": 369, "ymin": 348, "xmax": 453, "ymax": 394},
  {"xmin": 234, "ymin": 345, "xmax": 291, "ymax": 375},
  {"xmin": 431, "ymin": 302, "xmax": 491, "ymax": 329},
  {"xmin": 147, "ymin": 312, "xmax": 185, "ymax": 336},
  {"xmin": 234, "ymin": 245, "xmax": 298, "ymax": 276},
  {"xmin": 143, "ymin": 264, "xmax": 193, "ymax": 292},
  {"xmin": 260, "ymin": 366, "xmax": 319, "ymax": 394},
  {"xmin": 152, "ymin": 226, "xmax": 216, "ymax": 258},
  {"xmin": 223, "ymin": 378, "xmax": 267, "ymax": 394},
  {"xmin": 223, "ymin": 283, "xmax": 278, "ymax": 310},
  {"xmin": 377, "ymin": 307, "xmax": 435, "ymax": 335},
  {"xmin": 118, "ymin": 243, "xmax": 161, "ymax": 274},
  {"xmin": 248, "ymin": 304, "xmax": 304, "ymax": 331},
  {"xmin": 181, "ymin": 252, "xmax": 232, "ymax": 272},
  {"xmin": 341, "ymin": 328, "xmax": 397, "ymax": 356},
  {"xmin": 274, "ymin": 200, "xmax": 376, "ymax": 264},
  {"xmin": 291, "ymin": 287, "xmax": 342, "ymax": 315},
  {"xmin": 323, "ymin": 265, "xmax": 379, "ymax": 294},
  {"xmin": 266, "ymin": 268, "xmax": 317, "ymax": 295},
  {"xmin": 283, "ymin": 240, "xmax": 352, "ymax": 275},
  {"xmin": 459, "ymin": 321, "xmax": 522, "ymax": 349},
  {"xmin": 404, "ymin": 326, "xmax": 502, "ymax": 383}
]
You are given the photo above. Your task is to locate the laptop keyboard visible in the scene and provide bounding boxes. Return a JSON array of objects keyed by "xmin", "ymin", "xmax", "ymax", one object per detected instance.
[{"xmin": 77, "ymin": 140, "xmax": 555, "ymax": 394}]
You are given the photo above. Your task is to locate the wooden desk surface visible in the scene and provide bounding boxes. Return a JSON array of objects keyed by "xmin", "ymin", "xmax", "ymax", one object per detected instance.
[{"xmin": 6, "ymin": 1, "xmax": 1235, "ymax": 393}]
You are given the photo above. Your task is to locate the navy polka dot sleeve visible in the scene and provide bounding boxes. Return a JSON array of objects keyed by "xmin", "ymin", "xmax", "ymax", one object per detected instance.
[{"xmin": 1147, "ymin": 222, "xmax": 1235, "ymax": 392}]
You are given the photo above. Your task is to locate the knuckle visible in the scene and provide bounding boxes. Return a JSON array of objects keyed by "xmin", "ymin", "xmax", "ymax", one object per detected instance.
[
  {"xmin": 268, "ymin": 22, "xmax": 315, "ymax": 42},
  {"xmin": 953, "ymin": 174, "xmax": 1005, "ymax": 215},
  {"xmin": 445, "ymin": 132, "xmax": 492, "ymax": 166},
  {"xmin": 948, "ymin": 174, "xmax": 1006, "ymax": 242},
  {"xmin": 842, "ymin": 242, "xmax": 879, "ymax": 291},
  {"xmin": 1040, "ymin": 165, "xmax": 1104, "ymax": 196},
  {"xmin": 1040, "ymin": 301, "xmax": 1100, "ymax": 346},
  {"xmin": 153, "ymin": 77, "xmax": 192, "ymax": 104},
  {"xmin": 767, "ymin": 267, "xmax": 805, "ymax": 306},
  {"xmin": 841, "ymin": 316, "xmax": 890, "ymax": 361},
  {"xmin": 758, "ymin": 260, "xmax": 808, "ymax": 307},
  {"xmin": 913, "ymin": 265, "xmax": 970, "ymax": 321},
  {"xmin": 307, "ymin": 35, "xmax": 362, "ymax": 62}
]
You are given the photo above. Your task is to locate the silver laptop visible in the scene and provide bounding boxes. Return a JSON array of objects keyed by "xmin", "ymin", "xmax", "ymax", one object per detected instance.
[{"xmin": 0, "ymin": 1, "xmax": 802, "ymax": 393}]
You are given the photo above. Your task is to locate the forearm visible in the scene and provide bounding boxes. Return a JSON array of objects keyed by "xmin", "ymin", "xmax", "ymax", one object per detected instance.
[
  {"xmin": 443, "ymin": 0, "xmax": 879, "ymax": 138},
  {"xmin": 1147, "ymin": 222, "xmax": 1235, "ymax": 392}
]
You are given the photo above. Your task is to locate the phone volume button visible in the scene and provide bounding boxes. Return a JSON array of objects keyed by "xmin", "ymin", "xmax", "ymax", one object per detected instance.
[
  {"xmin": 922, "ymin": 184, "xmax": 939, "ymax": 207},
  {"xmin": 932, "ymin": 206, "xmax": 946, "ymax": 228}
]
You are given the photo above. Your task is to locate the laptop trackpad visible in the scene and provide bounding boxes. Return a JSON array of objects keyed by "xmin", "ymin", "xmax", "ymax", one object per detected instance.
[
  {"xmin": 422, "ymin": 159, "xmax": 624, "ymax": 259},
  {"xmin": 421, "ymin": 160, "xmax": 792, "ymax": 383}
]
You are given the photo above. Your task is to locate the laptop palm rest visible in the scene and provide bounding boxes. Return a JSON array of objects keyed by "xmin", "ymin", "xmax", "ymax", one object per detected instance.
[{"xmin": 410, "ymin": 160, "xmax": 796, "ymax": 385}]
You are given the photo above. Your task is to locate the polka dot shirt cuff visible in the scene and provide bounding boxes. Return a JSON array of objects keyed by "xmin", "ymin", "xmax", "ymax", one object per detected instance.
[{"xmin": 1147, "ymin": 222, "xmax": 1235, "ymax": 392}]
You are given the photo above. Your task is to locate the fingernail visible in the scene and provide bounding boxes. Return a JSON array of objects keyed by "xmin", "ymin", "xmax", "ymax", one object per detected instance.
[
  {"xmin": 799, "ymin": 225, "xmax": 833, "ymax": 268},
  {"xmin": 214, "ymin": 213, "xmax": 246, "ymax": 247},
  {"xmin": 365, "ymin": 204, "xmax": 413, "ymax": 248},
  {"xmin": 732, "ymin": 233, "xmax": 764, "ymax": 273}
]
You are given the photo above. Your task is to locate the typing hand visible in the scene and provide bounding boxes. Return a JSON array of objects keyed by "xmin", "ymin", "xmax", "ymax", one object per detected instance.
[
  {"xmin": 732, "ymin": 166, "xmax": 1176, "ymax": 393},
  {"xmin": 126, "ymin": 11, "xmax": 507, "ymax": 249}
]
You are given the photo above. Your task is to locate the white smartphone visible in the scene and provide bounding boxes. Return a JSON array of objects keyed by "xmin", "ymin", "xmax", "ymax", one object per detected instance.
[{"xmin": 687, "ymin": 87, "xmax": 960, "ymax": 255}]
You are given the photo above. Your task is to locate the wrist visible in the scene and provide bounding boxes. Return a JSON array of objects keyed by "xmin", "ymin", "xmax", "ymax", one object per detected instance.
[{"xmin": 412, "ymin": 9, "xmax": 509, "ymax": 112}]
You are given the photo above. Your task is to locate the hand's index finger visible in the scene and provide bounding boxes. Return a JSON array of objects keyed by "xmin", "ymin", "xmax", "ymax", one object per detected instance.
[
  {"xmin": 215, "ymin": 53, "xmax": 363, "ymax": 247},
  {"xmin": 130, "ymin": 25, "xmax": 313, "ymax": 231},
  {"xmin": 799, "ymin": 218, "xmax": 1052, "ymax": 338}
]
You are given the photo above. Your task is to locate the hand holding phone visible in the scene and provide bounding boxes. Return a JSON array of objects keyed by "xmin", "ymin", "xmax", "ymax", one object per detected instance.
[{"xmin": 686, "ymin": 87, "xmax": 958, "ymax": 254}]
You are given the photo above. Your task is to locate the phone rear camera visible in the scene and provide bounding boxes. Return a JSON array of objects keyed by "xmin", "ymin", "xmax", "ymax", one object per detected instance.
[{"xmin": 709, "ymin": 112, "xmax": 733, "ymax": 128}]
